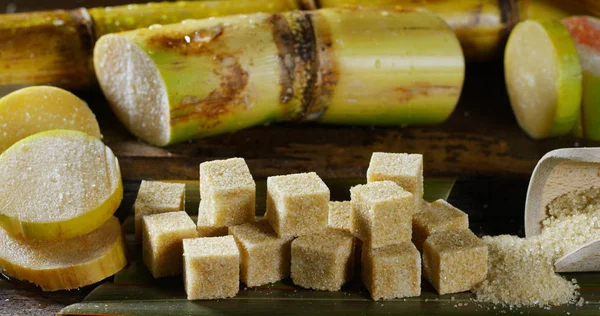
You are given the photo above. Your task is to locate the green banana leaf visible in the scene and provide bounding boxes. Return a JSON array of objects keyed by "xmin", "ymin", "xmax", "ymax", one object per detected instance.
[{"xmin": 57, "ymin": 178, "xmax": 600, "ymax": 315}]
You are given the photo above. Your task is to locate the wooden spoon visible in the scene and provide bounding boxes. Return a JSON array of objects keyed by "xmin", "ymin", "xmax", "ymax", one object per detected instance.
[{"xmin": 524, "ymin": 147, "xmax": 600, "ymax": 272}]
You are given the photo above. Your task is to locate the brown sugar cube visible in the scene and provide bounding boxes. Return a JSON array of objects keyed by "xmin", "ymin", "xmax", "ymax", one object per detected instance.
[
  {"xmin": 142, "ymin": 211, "xmax": 198, "ymax": 278},
  {"xmin": 229, "ymin": 220, "xmax": 294, "ymax": 287},
  {"xmin": 291, "ymin": 229, "xmax": 354, "ymax": 291},
  {"xmin": 361, "ymin": 242, "xmax": 421, "ymax": 300},
  {"xmin": 327, "ymin": 201, "xmax": 355, "ymax": 234},
  {"xmin": 199, "ymin": 158, "xmax": 256, "ymax": 227},
  {"xmin": 366, "ymin": 152, "xmax": 423, "ymax": 213},
  {"xmin": 197, "ymin": 225, "xmax": 228, "ymax": 238},
  {"xmin": 412, "ymin": 199, "xmax": 469, "ymax": 251},
  {"xmin": 350, "ymin": 181, "xmax": 413, "ymax": 248},
  {"xmin": 326, "ymin": 202, "xmax": 362, "ymax": 263},
  {"xmin": 196, "ymin": 205, "xmax": 228, "ymax": 237},
  {"xmin": 266, "ymin": 172, "xmax": 329, "ymax": 237},
  {"xmin": 134, "ymin": 180, "xmax": 185, "ymax": 243},
  {"xmin": 183, "ymin": 236, "xmax": 240, "ymax": 300},
  {"xmin": 423, "ymin": 229, "xmax": 488, "ymax": 295}
]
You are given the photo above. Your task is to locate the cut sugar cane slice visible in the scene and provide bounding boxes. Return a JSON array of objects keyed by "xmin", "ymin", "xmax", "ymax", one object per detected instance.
[
  {"xmin": 0, "ymin": 86, "xmax": 101, "ymax": 153},
  {"xmin": 504, "ymin": 19, "xmax": 582, "ymax": 139},
  {"xmin": 0, "ymin": 130, "xmax": 122, "ymax": 240},
  {"xmin": 563, "ymin": 16, "xmax": 600, "ymax": 140},
  {"xmin": 0, "ymin": 216, "xmax": 127, "ymax": 291}
]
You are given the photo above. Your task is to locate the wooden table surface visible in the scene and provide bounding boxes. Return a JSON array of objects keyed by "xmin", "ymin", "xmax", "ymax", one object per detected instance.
[{"xmin": 1, "ymin": 1, "xmax": 599, "ymax": 315}]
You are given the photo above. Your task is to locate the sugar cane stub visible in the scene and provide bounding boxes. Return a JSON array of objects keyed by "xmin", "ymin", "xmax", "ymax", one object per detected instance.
[
  {"xmin": 0, "ymin": 130, "xmax": 123, "ymax": 241},
  {"xmin": 504, "ymin": 19, "xmax": 582, "ymax": 139},
  {"xmin": 94, "ymin": 8, "xmax": 465, "ymax": 146}
]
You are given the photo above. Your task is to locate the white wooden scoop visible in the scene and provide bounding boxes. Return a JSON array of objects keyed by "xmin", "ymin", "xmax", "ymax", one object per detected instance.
[{"xmin": 524, "ymin": 147, "xmax": 600, "ymax": 272}]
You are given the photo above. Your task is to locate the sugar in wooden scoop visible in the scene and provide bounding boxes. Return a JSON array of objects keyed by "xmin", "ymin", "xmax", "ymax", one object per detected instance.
[{"xmin": 473, "ymin": 187, "xmax": 600, "ymax": 307}]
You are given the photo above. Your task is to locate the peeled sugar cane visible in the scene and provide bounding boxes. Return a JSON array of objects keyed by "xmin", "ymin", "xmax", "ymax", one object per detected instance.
[{"xmin": 94, "ymin": 8, "xmax": 465, "ymax": 146}]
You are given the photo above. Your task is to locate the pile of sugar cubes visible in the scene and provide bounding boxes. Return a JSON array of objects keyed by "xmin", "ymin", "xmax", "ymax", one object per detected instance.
[{"xmin": 134, "ymin": 153, "xmax": 489, "ymax": 300}]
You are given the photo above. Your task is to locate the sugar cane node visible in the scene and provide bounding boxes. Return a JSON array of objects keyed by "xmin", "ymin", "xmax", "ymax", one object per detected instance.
[{"xmin": 271, "ymin": 11, "xmax": 319, "ymax": 121}]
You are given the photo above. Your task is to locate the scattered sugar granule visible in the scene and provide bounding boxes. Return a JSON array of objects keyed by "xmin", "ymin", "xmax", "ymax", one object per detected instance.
[
  {"xmin": 473, "ymin": 187, "xmax": 600, "ymax": 308},
  {"xmin": 472, "ymin": 235, "xmax": 579, "ymax": 308}
]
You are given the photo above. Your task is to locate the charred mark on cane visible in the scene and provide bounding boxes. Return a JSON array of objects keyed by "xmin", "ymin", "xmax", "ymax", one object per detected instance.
[
  {"xmin": 290, "ymin": 12, "xmax": 318, "ymax": 121},
  {"xmin": 170, "ymin": 54, "xmax": 249, "ymax": 128},
  {"xmin": 271, "ymin": 11, "xmax": 317, "ymax": 121},
  {"xmin": 392, "ymin": 6, "xmax": 419, "ymax": 14},
  {"xmin": 499, "ymin": 0, "xmax": 518, "ymax": 25},
  {"xmin": 394, "ymin": 84, "xmax": 461, "ymax": 103},
  {"xmin": 146, "ymin": 24, "xmax": 224, "ymax": 55},
  {"xmin": 69, "ymin": 8, "xmax": 95, "ymax": 54},
  {"xmin": 167, "ymin": 60, "xmax": 188, "ymax": 72},
  {"xmin": 293, "ymin": 15, "xmax": 315, "ymax": 67},
  {"xmin": 271, "ymin": 13, "xmax": 296, "ymax": 107},
  {"xmin": 304, "ymin": 12, "xmax": 339, "ymax": 121}
]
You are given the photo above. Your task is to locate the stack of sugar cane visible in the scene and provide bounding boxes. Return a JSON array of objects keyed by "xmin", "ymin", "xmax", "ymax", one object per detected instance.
[
  {"xmin": 4, "ymin": 0, "xmax": 599, "ymax": 93},
  {"xmin": 0, "ymin": 87, "xmax": 127, "ymax": 291}
]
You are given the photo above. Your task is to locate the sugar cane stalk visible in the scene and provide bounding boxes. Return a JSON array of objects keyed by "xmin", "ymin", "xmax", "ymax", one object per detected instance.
[
  {"xmin": 89, "ymin": 0, "xmax": 301, "ymax": 37},
  {"xmin": 318, "ymin": 0, "xmax": 517, "ymax": 61},
  {"xmin": 93, "ymin": 8, "xmax": 465, "ymax": 146},
  {"xmin": 0, "ymin": 0, "xmax": 301, "ymax": 93},
  {"xmin": 1, "ymin": 0, "xmax": 595, "ymax": 94},
  {"xmin": 318, "ymin": 0, "xmax": 595, "ymax": 61}
]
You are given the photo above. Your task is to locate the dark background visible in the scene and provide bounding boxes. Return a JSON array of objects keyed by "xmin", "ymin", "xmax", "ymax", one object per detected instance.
[{"xmin": 0, "ymin": 1, "xmax": 596, "ymax": 315}]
